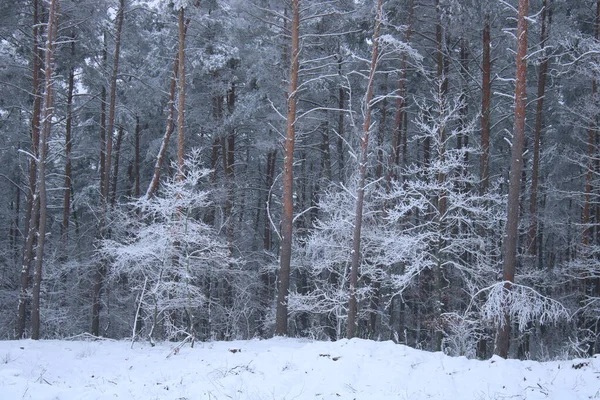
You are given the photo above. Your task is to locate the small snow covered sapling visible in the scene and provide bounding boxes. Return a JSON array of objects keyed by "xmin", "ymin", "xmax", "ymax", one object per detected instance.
[{"xmin": 101, "ymin": 150, "xmax": 234, "ymax": 343}]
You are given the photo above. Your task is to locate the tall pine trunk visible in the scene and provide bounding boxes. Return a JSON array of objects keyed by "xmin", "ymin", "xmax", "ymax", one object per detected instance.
[
  {"xmin": 275, "ymin": 0, "xmax": 300, "ymax": 336},
  {"xmin": 92, "ymin": 0, "xmax": 125, "ymax": 336},
  {"xmin": 496, "ymin": 0, "xmax": 530, "ymax": 359},
  {"xmin": 32, "ymin": 0, "xmax": 59, "ymax": 340},
  {"xmin": 17, "ymin": 0, "xmax": 42, "ymax": 339}
]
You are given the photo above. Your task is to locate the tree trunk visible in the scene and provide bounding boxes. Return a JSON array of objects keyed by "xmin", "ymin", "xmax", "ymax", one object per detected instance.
[
  {"xmin": 337, "ymin": 52, "xmax": 345, "ymax": 182},
  {"xmin": 224, "ymin": 82, "xmax": 235, "ymax": 243},
  {"xmin": 61, "ymin": 35, "xmax": 75, "ymax": 257},
  {"xmin": 92, "ymin": 0, "xmax": 125, "ymax": 336},
  {"xmin": 347, "ymin": 0, "xmax": 384, "ymax": 339},
  {"xmin": 528, "ymin": 0, "xmax": 552, "ymax": 256},
  {"xmin": 496, "ymin": 0, "xmax": 530, "ymax": 359},
  {"xmin": 103, "ymin": 0, "xmax": 125, "ymax": 201},
  {"xmin": 433, "ymin": 0, "xmax": 449, "ymax": 352},
  {"xmin": 32, "ymin": 0, "xmax": 59, "ymax": 340},
  {"xmin": 480, "ymin": 15, "xmax": 492, "ymax": 194},
  {"xmin": 134, "ymin": 116, "xmax": 141, "ymax": 197},
  {"xmin": 389, "ymin": 0, "xmax": 414, "ymax": 183},
  {"xmin": 16, "ymin": 0, "xmax": 42, "ymax": 339},
  {"xmin": 110, "ymin": 126, "xmax": 124, "ymax": 206},
  {"xmin": 275, "ymin": 0, "xmax": 300, "ymax": 336},
  {"xmin": 100, "ymin": 33, "xmax": 107, "ymax": 202},
  {"xmin": 176, "ymin": 6, "xmax": 186, "ymax": 181},
  {"xmin": 146, "ymin": 52, "xmax": 180, "ymax": 199},
  {"xmin": 583, "ymin": 0, "xmax": 599, "ymax": 247}
]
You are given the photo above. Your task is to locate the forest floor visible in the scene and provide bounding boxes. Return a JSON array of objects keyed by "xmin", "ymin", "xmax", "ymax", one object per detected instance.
[{"xmin": 0, "ymin": 336, "xmax": 598, "ymax": 399}]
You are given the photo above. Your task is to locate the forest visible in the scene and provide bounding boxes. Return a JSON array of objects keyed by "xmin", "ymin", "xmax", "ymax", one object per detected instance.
[{"xmin": 0, "ymin": 0, "xmax": 599, "ymax": 361}]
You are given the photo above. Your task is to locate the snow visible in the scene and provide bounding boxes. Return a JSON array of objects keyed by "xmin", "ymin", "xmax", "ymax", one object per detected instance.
[{"xmin": 0, "ymin": 338, "xmax": 598, "ymax": 400}]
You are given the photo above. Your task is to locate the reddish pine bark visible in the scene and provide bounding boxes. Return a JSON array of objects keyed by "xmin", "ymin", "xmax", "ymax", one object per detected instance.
[
  {"xmin": 275, "ymin": 0, "xmax": 300, "ymax": 336},
  {"xmin": 496, "ymin": 0, "xmax": 530, "ymax": 359},
  {"xmin": 17, "ymin": 0, "xmax": 42, "ymax": 339}
]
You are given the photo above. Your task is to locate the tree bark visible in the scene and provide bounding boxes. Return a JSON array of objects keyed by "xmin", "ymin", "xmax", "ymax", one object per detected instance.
[
  {"xmin": 17, "ymin": 0, "xmax": 42, "ymax": 339},
  {"xmin": 528, "ymin": 0, "xmax": 552, "ymax": 256},
  {"xmin": 176, "ymin": 5, "xmax": 187, "ymax": 181},
  {"xmin": 224, "ymin": 82, "xmax": 235, "ymax": 243},
  {"xmin": 110, "ymin": 126, "xmax": 124, "ymax": 206},
  {"xmin": 61, "ymin": 35, "xmax": 75, "ymax": 257},
  {"xmin": 103, "ymin": 0, "xmax": 125, "ymax": 200},
  {"xmin": 480, "ymin": 15, "xmax": 492, "ymax": 194},
  {"xmin": 32, "ymin": 0, "xmax": 59, "ymax": 340},
  {"xmin": 583, "ymin": 0, "xmax": 599, "ymax": 246},
  {"xmin": 347, "ymin": 0, "xmax": 384, "ymax": 339},
  {"xmin": 496, "ymin": 0, "xmax": 530, "ymax": 359},
  {"xmin": 389, "ymin": 0, "xmax": 414, "ymax": 183},
  {"xmin": 146, "ymin": 52, "xmax": 180, "ymax": 199},
  {"xmin": 100, "ymin": 33, "xmax": 107, "ymax": 202},
  {"xmin": 275, "ymin": 0, "xmax": 300, "ymax": 336},
  {"xmin": 337, "ymin": 51, "xmax": 345, "ymax": 182},
  {"xmin": 134, "ymin": 116, "xmax": 141, "ymax": 197},
  {"xmin": 92, "ymin": 0, "xmax": 125, "ymax": 336}
]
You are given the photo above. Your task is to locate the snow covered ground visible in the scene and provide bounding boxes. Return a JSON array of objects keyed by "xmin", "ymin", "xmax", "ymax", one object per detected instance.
[{"xmin": 0, "ymin": 337, "xmax": 598, "ymax": 400}]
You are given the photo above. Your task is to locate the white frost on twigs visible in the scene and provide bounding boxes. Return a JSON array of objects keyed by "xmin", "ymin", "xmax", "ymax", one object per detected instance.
[{"xmin": 478, "ymin": 282, "xmax": 569, "ymax": 331}]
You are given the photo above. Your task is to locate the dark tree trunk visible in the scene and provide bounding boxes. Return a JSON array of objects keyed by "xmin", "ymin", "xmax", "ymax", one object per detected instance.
[
  {"xmin": 100, "ymin": 33, "xmax": 107, "ymax": 202},
  {"xmin": 134, "ymin": 117, "xmax": 141, "ymax": 198},
  {"xmin": 480, "ymin": 16, "xmax": 492, "ymax": 193},
  {"xmin": 61, "ymin": 36, "xmax": 75, "ymax": 257},
  {"xmin": 176, "ymin": 6, "xmax": 186, "ymax": 181},
  {"xmin": 92, "ymin": 0, "xmax": 125, "ymax": 336},
  {"xmin": 433, "ymin": 0, "xmax": 449, "ymax": 352},
  {"xmin": 146, "ymin": 51, "xmax": 180, "ymax": 199},
  {"xmin": 337, "ymin": 52, "xmax": 345, "ymax": 182},
  {"xmin": 224, "ymin": 82, "xmax": 235, "ymax": 243},
  {"xmin": 110, "ymin": 126, "xmax": 124, "ymax": 206},
  {"xmin": 389, "ymin": 0, "xmax": 414, "ymax": 184},
  {"xmin": 528, "ymin": 0, "xmax": 552, "ymax": 257},
  {"xmin": 583, "ymin": 0, "xmax": 599, "ymax": 247}
]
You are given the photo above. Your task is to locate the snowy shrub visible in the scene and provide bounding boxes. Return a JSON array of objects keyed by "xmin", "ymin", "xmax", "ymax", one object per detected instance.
[
  {"xmin": 100, "ymin": 150, "xmax": 237, "ymax": 342},
  {"xmin": 439, "ymin": 312, "xmax": 484, "ymax": 358}
]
